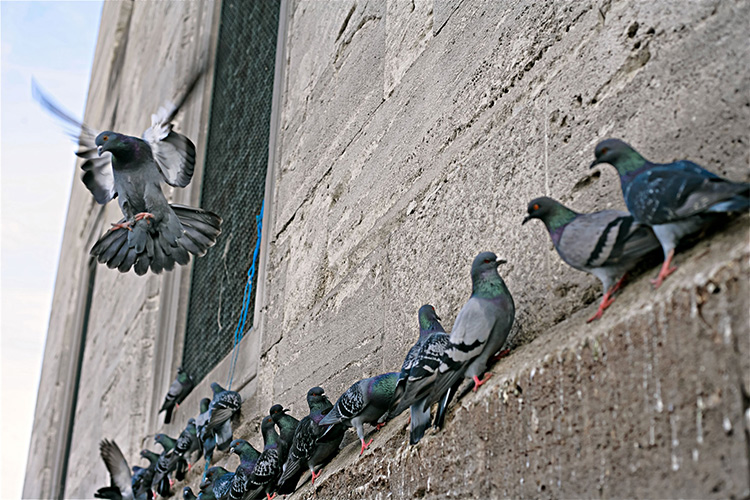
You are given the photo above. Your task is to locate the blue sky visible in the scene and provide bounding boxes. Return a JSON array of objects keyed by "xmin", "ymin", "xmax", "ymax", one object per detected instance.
[{"xmin": 1, "ymin": 1, "xmax": 102, "ymax": 497}]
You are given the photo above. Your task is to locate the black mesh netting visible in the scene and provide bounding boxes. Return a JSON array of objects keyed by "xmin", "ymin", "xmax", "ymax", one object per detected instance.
[{"xmin": 182, "ymin": 0, "xmax": 280, "ymax": 384}]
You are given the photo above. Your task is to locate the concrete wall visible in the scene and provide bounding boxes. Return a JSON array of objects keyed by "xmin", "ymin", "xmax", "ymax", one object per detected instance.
[{"xmin": 26, "ymin": 0, "xmax": 750, "ymax": 498}]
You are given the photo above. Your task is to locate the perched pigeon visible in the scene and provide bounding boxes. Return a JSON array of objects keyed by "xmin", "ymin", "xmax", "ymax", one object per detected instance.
[
  {"xmin": 151, "ymin": 434, "xmax": 182, "ymax": 496},
  {"xmin": 591, "ymin": 138, "xmax": 750, "ymax": 287},
  {"xmin": 200, "ymin": 467, "xmax": 233, "ymax": 500},
  {"xmin": 278, "ymin": 387, "xmax": 345, "ymax": 490},
  {"xmin": 388, "ymin": 311, "xmax": 451, "ymax": 444},
  {"xmin": 269, "ymin": 404, "xmax": 302, "ymax": 496},
  {"xmin": 33, "ymin": 70, "xmax": 222, "ymax": 275},
  {"xmin": 196, "ymin": 398, "xmax": 216, "ymax": 465},
  {"xmin": 388, "ymin": 304, "xmax": 450, "ymax": 443},
  {"xmin": 95, "ymin": 439, "xmax": 149, "ymax": 500},
  {"xmin": 244, "ymin": 415, "xmax": 284, "ymax": 500},
  {"xmin": 227, "ymin": 439, "xmax": 261, "ymax": 500},
  {"xmin": 183, "ymin": 486, "xmax": 198, "ymax": 500},
  {"xmin": 160, "ymin": 367, "xmax": 195, "ymax": 424},
  {"xmin": 175, "ymin": 418, "xmax": 202, "ymax": 470},
  {"xmin": 204, "ymin": 383, "xmax": 242, "ymax": 452},
  {"xmin": 523, "ymin": 196, "xmax": 661, "ymax": 321},
  {"xmin": 319, "ymin": 372, "xmax": 399, "ymax": 455}
]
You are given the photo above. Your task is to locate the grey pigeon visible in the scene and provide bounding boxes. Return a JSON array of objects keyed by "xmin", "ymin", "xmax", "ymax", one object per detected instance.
[
  {"xmin": 175, "ymin": 418, "xmax": 202, "ymax": 470},
  {"xmin": 269, "ymin": 404, "xmax": 302, "ymax": 496},
  {"xmin": 591, "ymin": 138, "xmax": 750, "ymax": 287},
  {"xmin": 319, "ymin": 372, "xmax": 399, "ymax": 455},
  {"xmin": 523, "ymin": 196, "xmax": 661, "ymax": 321},
  {"xmin": 196, "ymin": 398, "xmax": 216, "ymax": 465},
  {"xmin": 33, "ymin": 71, "xmax": 222, "ymax": 275},
  {"xmin": 205, "ymin": 383, "xmax": 242, "ymax": 452},
  {"xmin": 388, "ymin": 305, "xmax": 451, "ymax": 444},
  {"xmin": 277, "ymin": 387, "xmax": 345, "ymax": 490},
  {"xmin": 200, "ymin": 467, "xmax": 233, "ymax": 500},
  {"xmin": 151, "ymin": 434, "xmax": 181, "ymax": 497},
  {"xmin": 95, "ymin": 439, "xmax": 138, "ymax": 500},
  {"xmin": 244, "ymin": 415, "xmax": 284, "ymax": 500},
  {"xmin": 227, "ymin": 439, "xmax": 261, "ymax": 500},
  {"xmin": 160, "ymin": 367, "xmax": 195, "ymax": 424}
]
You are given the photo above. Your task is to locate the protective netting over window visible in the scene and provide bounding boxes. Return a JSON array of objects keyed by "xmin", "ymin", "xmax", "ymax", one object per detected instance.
[{"xmin": 182, "ymin": 0, "xmax": 280, "ymax": 384}]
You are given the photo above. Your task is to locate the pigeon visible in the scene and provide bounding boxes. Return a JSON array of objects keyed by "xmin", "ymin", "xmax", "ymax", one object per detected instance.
[
  {"xmin": 319, "ymin": 372, "xmax": 399, "ymax": 455},
  {"xmin": 523, "ymin": 196, "xmax": 661, "ymax": 321},
  {"xmin": 160, "ymin": 367, "xmax": 195, "ymax": 424},
  {"xmin": 95, "ymin": 439, "xmax": 151, "ymax": 500},
  {"xmin": 387, "ymin": 310, "xmax": 451, "ymax": 444},
  {"xmin": 278, "ymin": 387, "xmax": 345, "ymax": 490},
  {"xmin": 269, "ymin": 404, "xmax": 302, "ymax": 496},
  {"xmin": 175, "ymin": 418, "xmax": 202, "ymax": 471},
  {"xmin": 204, "ymin": 383, "xmax": 242, "ymax": 451},
  {"xmin": 244, "ymin": 415, "xmax": 284, "ymax": 500},
  {"xmin": 591, "ymin": 138, "xmax": 750, "ymax": 287},
  {"xmin": 151, "ymin": 433, "xmax": 182, "ymax": 496},
  {"xmin": 200, "ymin": 467, "xmax": 233, "ymax": 500},
  {"xmin": 196, "ymin": 398, "xmax": 216, "ymax": 466},
  {"xmin": 183, "ymin": 486, "xmax": 198, "ymax": 500},
  {"xmin": 33, "ymin": 70, "xmax": 222, "ymax": 276},
  {"xmin": 227, "ymin": 439, "xmax": 261, "ymax": 500}
]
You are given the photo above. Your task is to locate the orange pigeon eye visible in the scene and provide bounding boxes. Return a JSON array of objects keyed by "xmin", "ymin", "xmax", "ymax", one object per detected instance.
[
  {"xmin": 601, "ymin": 147, "xmax": 609, "ymax": 155},
  {"xmin": 533, "ymin": 204, "xmax": 539, "ymax": 210},
  {"xmin": 103, "ymin": 135, "xmax": 109, "ymax": 141}
]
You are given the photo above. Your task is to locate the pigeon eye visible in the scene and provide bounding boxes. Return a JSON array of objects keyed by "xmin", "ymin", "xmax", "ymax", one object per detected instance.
[
  {"xmin": 533, "ymin": 204, "xmax": 539, "ymax": 211},
  {"xmin": 102, "ymin": 135, "xmax": 109, "ymax": 141},
  {"xmin": 600, "ymin": 147, "xmax": 609, "ymax": 155}
]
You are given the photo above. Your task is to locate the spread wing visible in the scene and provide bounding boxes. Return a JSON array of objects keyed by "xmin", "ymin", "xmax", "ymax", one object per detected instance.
[{"xmin": 32, "ymin": 79, "xmax": 116, "ymax": 204}]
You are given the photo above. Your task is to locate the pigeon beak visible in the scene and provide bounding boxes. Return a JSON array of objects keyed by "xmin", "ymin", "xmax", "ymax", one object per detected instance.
[
  {"xmin": 589, "ymin": 158, "xmax": 600, "ymax": 169},
  {"xmin": 496, "ymin": 258, "xmax": 507, "ymax": 266},
  {"xmin": 229, "ymin": 447, "xmax": 235, "ymax": 454},
  {"xmin": 199, "ymin": 479, "xmax": 209, "ymax": 490},
  {"xmin": 97, "ymin": 145, "xmax": 104, "ymax": 156},
  {"xmin": 522, "ymin": 215, "xmax": 532, "ymax": 225}
]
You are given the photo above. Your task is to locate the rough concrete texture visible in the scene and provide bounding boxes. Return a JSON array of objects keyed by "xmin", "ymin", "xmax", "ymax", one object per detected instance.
[{"xmin": 23, "ymin": 1, "xmax": 217, "ymax": 498}]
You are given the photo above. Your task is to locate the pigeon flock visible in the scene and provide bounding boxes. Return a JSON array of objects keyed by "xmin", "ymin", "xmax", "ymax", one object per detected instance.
[{"xmin": 34, "ymin": 62, "xmax": 747, "ymax": 500}]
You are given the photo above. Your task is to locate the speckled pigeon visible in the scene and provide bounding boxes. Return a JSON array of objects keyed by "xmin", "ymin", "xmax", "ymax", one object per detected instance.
[
  {"xmin": 388, "ymin": 305, "xmax": 451, "ymax": 444},
  {"xmin": 227, "ymin": 439, "xmax": 261, "ymax": 500},
  {"xmin": 200, "ymin": 466, "xmax": 233, "ymax": 500},
  {"xmin": 523, "ymin": 196, "xmax": 661, "ymax": 321},
  {"xmin": 160, "ymin": 367, "xmax": 195, "ymax": 424},
  {"xmin": 205, "ymin": 383, "xmax": 242, "ymax": 452},
  {"xmin": 151, "ymin": 433, "xmax": 183, "ymax": 496},
  {"xmin": 94, "ymin": 439, "xmax": 149, "ymax": 500},
  {"xmin": 33, "ymin": 70, "xmax": 222, "ymax": 276},
  {"xmin": 244, "ymin": 415, "xmax": 284, "ymax": 500},
  {"xmin": 269, "ymin": 404, "xmax": 302, "ymax": 496},
  {"xmin": 591, "ymin": 138, "xmax": 749, "ymax": 287},
  {"xmin": 175, "ymin": 418, "xmax": 202, "ymax": 470},
  {"xmin": 319, "ymin": 372, "xmax": 398, "ymax": 455},
  {"xmin": 278, "ymin": 387, "xmax": 345, "ymax": 490}
]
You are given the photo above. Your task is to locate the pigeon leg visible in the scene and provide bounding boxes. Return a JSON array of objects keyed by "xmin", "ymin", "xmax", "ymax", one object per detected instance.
[
  {"xmin": 490, "ymin": 349, "xmax": 511, "ymax": 363},
  {"xmin": 311, "ymin": 468, "xmax": 323, "ymax": 485},
  {"xmin": 472, "ymin": 373, "xmax": 492, "ymax": 392},
  {"xmin": 651, "ymin": 249, "xmax": 677, "ymax": 288},
  {"xmin": 360, "ymin": 437, "xmax": 374, "ymax": 455},
  {"xmin": 375, "ymin": 422, "xmax": 385, "ymax": 431},
  {"xmin": 266, "ymin": 494, "xmax": 277, "ymax": 500},
  {"xmin": 587, "ymin": 273, "xmax": 630, "ymax": 323},
  {"xmin": 134, "ymin": 212, "xmax": 155, "ymax": 223},
  {"xmin": 111, "ymin": 220, "xmax": 133, "ymax": 231}
]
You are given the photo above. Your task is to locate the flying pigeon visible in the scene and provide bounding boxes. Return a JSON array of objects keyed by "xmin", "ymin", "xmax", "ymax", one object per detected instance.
[
  {"xmin": 278, "ymin": 387, "xmax": 345, "ymax": 490},
  {"xmin": 227, "ymin": 439, "xmax": 261, "ymax": 500},
  {"xmin": 204, "ymin": 383, "xmax": 242, "ymax": 452},
  {"xmin": 160, "ymin": 367, "xmax": 195, "ymax": 424},
  {"xmin": 523, "ymin": 196, "xmax": 661, "ymax": 321},
  {"xmin": 175, "ymin": 418, "xmax": 202, "ymax": 470},
  {"xmin": 319, "ymin": 372, "xmax": 399, "ymax": 455},
  {"xmin": 244, "ymin": 415, "xmax": 284, "ymax": 500},
  {"xmin": 32, "ymin": 69, "xmax": 222, "ymax": 275},
  {"xmin": 590, "ymin": 138, "xmax": 749, "ymax": 287},
  {"xmin": 95, "ymin": 439, "xmax": 151, "ymax": 500},
  {"xmin": 388, "ymin": 306, "xmax": 451, "ymax": 444},
  {"xmin": 200, "ymin": 466, "xmax": 233, "ymax": 500}
]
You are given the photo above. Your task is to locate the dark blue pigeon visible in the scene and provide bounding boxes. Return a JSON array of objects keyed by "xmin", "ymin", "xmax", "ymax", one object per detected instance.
[
  {"xmin": 591, "ymin": 138, "xmax": 749, "ymax": 287},
  {"xmin": 196, "ymin": 398, "xmax": 216, "ymax": 466},
  {"xmin": 227, "ymin": 439, "xmax": 261, "ymax": 500},
  {"xmin": 175, "ymin": 418, "xmax": 202, "ymax": 471},
  {"xmin": 523, "ymin": 196, "xmax": 661, "ymax": 321},
  {"xmin": 244, "ymin": 415, "xmax": 284, "ymax": 500},
  {"xmin": 205, "ymin": 383, "xmax": 242, "ymax": 451},
  {"xmin": 160, "ymin": 367, "xmax": 195, "ymax": 424},
  {"xmin": 200, "ymin": 466, "xmax": 233, "ymax": 500},
  {"xmin": 151, "ymin": 434, "xmax": 182, "ymax": 496},
  {"xmin": 269, "ymin": 404, "xmax": 302, "ymax": 496},
  {"xmin": 278, "ymin": 387, "xmax": 345, "ymax": 491},
  {"xmin": 319, "ymin": 372, "xmax": 399, "ymax": 455},
  {"xmin": 33, "ymin": 69, "xmax": 222, "ymax": 276}
]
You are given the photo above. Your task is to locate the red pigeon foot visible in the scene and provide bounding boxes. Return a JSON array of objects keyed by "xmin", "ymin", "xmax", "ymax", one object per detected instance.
[{"xmin": 472, "ymin": 373, "xmax": 492, "ymax": 392}]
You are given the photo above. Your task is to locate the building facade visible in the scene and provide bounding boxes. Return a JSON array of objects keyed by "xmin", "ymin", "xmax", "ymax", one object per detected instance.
[{"xmin": 25, "ymin": 1, "xmax": 750, "ymax": 498}]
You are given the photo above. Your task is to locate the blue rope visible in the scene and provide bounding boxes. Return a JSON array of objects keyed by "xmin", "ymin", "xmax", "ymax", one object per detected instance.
[{"xmin": 226, "ymin": 200, "xmax": 264, "ymax": 390}]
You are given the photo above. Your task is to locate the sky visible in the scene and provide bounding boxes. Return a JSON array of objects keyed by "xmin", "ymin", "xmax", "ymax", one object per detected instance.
[{"xmin": 1, "ymin": 1, "xmax": 103, "ymax": 497}]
